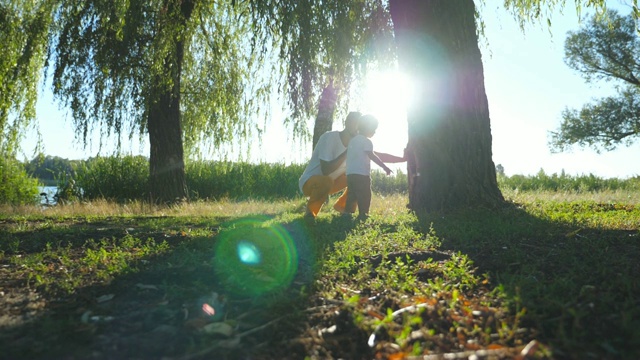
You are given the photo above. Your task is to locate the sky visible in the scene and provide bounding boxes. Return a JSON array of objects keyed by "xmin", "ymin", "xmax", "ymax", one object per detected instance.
[{"xmin": 21, "ymin": 1, "xmax": 640, "ymax": 179}]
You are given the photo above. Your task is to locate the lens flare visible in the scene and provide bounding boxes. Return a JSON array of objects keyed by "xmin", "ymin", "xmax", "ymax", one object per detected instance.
[
  {"xmin": 237, "ymin": 240, "xmax": 261, "ymax": 265},
  {"xmin": 213, "ymin": 216, "xmax": 300, "ymax": 297},
  {"xmin": 202, "ymin": 303, "xmax": 216, "ymax": 316}
]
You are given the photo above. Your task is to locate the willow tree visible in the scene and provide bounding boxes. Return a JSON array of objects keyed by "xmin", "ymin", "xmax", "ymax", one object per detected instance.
[
  {"xmin": 385, "ymin": 0, "xmax": 504, "ymax": 210},
  {"xmin": 0, "ymin": 2, "xmax": 53, "ymax": 204},
  {"xmin": 38, "ymin": 0, "xmax": 394, "ymax": 203},
  {"xmin": 251, "ymin": 0, "xmax": 619, "ymax": 212},
  {"xmin": 1, "ymin": 1, "xmax": 53, "ymax": 156},
  {"xmin": 47, "ymin": 1, "xmax": 270, "ymax": 202},
  {"xmin": 312, "ymin": 81, "xmax": 337, "ymax": 151},
  {"xmin": 47, "ymin": 0, "xmax": 303, "ymax": 203},
  {"xmin": 13, "ymin": 0, "xmax": 622, "ymax": 207},
  {"xmin": 248, "ymin": 0, "xmax": 395, "ymax": 150}
]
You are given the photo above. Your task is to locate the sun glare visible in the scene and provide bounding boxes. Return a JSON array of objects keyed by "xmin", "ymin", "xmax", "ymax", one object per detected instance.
[
  {"xmin": 363, "ymin": 71, "xmax": 412, "ymax": 112},
  {"xmin": 358, "ymin": 70, "xmax": 411, "ymax": 167}
]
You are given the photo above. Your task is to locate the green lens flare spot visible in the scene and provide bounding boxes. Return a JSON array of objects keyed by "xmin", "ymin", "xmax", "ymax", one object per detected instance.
[
  {"xmin": 213, "ymin": 216, "xmax": 298, "ymax": 297},
  {"xmin": 237, "ymin": 240, "xmax": 261, "ymax": 265}
]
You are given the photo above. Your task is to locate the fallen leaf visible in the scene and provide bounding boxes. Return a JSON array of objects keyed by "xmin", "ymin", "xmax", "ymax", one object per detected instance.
[
  {"xmin": 565, "ymin": 228, "xmax": 582, "ymax": 238},
  {"xmin": 202, "ymin": 322, "xmax": 234, "ymax": 337},
  {"xmin": 96, "ymin": 294, "xmax": 115, "ymax": 303},
  {"xmin": 184, "ymin": 317, "xmax": 208, "ymax": 331},
  {"xmin": 388, "ymin": 352, "xmax": 406, "ymax": 360},
  {"xmin": 464, "ymin": 342, "xmax": 481, "ymax": 350},
  {"xmin": 80, "ymin": 310, "xmax": 93, "ymax": 323},
  {"xmin": 135, "ymin": 283, "xmax": 158, "ymax": 291},
  {"xmin": 367, "ymin": 310, "xmax": 385, "ymax": 320}
]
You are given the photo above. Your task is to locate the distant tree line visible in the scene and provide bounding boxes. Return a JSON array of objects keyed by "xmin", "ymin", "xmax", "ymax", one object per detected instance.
[{"xmin": 22, "ymin": 155, "xmax": 80, "ymax": 185}]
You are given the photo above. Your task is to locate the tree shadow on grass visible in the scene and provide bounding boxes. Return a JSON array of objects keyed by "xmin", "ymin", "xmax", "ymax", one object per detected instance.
[
  {"xmin": 0, "ymin": 216, "xmax": 231, "ymax": 255},
  {"xmin": 412, "ymin": 202, "xmax": 640, "ymax": 359},
  {"xmin": 0, "ymin": 213, "xmax": 356, "ymax": 360}
]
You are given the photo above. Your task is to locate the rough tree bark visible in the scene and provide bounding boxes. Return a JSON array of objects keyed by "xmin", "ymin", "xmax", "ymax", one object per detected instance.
[
  {"xmin": 148, "ymin": 0, "xmax": 193, "ymax": 203},
  {"xmin": 312, "ymin": 80, "xmax": 338, "ymax": 151},
  {"xmin": 389, "ymin": 0, "xmax": 504, "ymax": 212}
]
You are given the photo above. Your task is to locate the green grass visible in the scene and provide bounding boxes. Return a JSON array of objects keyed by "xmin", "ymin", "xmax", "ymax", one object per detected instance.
[
  {"xmin": 0, "ymin": 191, "xmax": 638, "ymax": 359},
  {"xmin": 412, "ymin": 198, "xmax": 640, "ymax": 359}
]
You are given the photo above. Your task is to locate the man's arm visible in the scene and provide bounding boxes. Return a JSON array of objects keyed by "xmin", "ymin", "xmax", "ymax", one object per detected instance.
[
  {"xmin": 320, "ymin": 149, "xmax": 347, "ymax": 175},
  {"xmin": 374, "ymin": 151, "xmax": 407, "ymax": 163},
  {"xmin": 367, "ymin": 151, "xmax": 392, "ymax": 175}
]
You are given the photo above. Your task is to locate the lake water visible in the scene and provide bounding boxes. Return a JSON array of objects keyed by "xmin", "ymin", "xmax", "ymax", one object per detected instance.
[{"xmin": 39, "ymin": 186, "xmax": 58, "ymax": 205}]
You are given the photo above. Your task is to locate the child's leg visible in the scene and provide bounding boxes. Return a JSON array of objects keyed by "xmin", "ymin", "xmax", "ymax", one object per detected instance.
[{"xmin": 356, "ymin": 176, "xmax": 372, "ymax": 218}]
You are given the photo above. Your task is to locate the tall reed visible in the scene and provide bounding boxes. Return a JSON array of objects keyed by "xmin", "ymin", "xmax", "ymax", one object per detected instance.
[
  {"xmin": 75, "ymin": 156, "xmax": 150, "ymax": 201},
  {"xmin": 43, "ymin": 155, "xmax": 640, "ymax": 203},
  {"xmin": 186, "ymin": 161, "xmax": 305, "ymax": 200}
]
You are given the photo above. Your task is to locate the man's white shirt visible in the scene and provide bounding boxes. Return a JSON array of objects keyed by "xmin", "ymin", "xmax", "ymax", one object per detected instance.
[{"xmin": 298, "ymin": 131, "xmax": 347, "ymax": 193}]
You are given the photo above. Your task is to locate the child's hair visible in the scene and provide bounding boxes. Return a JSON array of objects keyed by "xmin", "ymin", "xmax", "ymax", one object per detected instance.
[{"xmin": 359, "ymin": 114, "xmax": 379, "ymax": 134}]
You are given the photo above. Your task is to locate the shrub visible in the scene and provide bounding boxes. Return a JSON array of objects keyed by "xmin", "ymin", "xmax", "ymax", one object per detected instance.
[
  {"xmin": 53, "ymin": 170, "xmax": 83, "ymax": 204},
  {"xmin": 0, "ymin": 157, "xmax": 40, "ymax": 205},
  {"xmin": 372, "ymin": 169, "xmax": 408, "ymax": 195}
]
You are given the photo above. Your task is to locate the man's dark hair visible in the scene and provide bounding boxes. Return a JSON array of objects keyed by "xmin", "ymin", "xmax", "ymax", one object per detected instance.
[{"xmin": 345, "ymin": 111, "xmax": 362, "ymax": 126}]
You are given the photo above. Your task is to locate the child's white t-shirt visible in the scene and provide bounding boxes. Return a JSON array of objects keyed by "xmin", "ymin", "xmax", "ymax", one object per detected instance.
[
  {"xmin": 298, "ymin": 131, "xmax": 347, "ymax": 192},
  {"xmin": 346, "ymin": 134, "xmax": 373, "ymax": 176}
]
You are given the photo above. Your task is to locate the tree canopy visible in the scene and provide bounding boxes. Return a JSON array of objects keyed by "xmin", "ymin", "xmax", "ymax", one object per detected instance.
[
  {"xmin": 0, "ymin": 1, "xmax": 53, "ymax": 157},
  {"xmin": 550, "ymin": 9, "xmax": 640, "ymax": 153},
  {"xmin": 3, "ymin": 0, "xmax": 397, "ymax": 156},
  {"xmin": 49, "ymin": 0, "xmax": 271, "ymax": 158},
  {"xmin": 2, "ymin": 0, "xmax": 631, "ymax": 154},
  {"xmin": 3, "ymin": 0, "xmax": 633, "ymax": 206}
]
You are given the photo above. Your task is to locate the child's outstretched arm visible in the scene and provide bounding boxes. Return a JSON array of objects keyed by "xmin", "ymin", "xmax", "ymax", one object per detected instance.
[{"xmin": 366, "ymin": 151, "xmax": 392, "ymax": 175}]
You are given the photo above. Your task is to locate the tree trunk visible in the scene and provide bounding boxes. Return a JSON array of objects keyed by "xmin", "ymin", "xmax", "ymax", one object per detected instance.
[
  {"xmin": 148, "ymin": 81, "xmax": 188, "ymax": 203},
  {"xmin": 312, "ymin": 81, "xmax": 338, "ymax": 151},
  {"xmin": 389, "ymin": 0, "xmax": 504, "ymax": 212},
  {"xmin": 148, "ymin": 0, "xmax": 194, "ymax": 203}
]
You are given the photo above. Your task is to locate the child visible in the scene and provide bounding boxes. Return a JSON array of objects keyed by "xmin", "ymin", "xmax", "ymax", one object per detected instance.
[{"xmin": 344, "ymin": 114, "xmax": 406, "ymax": 219}]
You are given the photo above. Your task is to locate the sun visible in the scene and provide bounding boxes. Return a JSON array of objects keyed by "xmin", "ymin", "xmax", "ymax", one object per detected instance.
[
  {"xmin": 358, "ymin": 70, "xmax": 412, "ymax": 165},
  {"xmin": 362, "ymin": 70, "xmax": 413, "ymax": 112}
]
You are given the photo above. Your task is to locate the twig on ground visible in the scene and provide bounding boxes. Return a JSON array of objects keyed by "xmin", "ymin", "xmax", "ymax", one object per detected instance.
[{"xmin": 368, "ymin": 302, "xmax": 435, "ymax": 348}]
